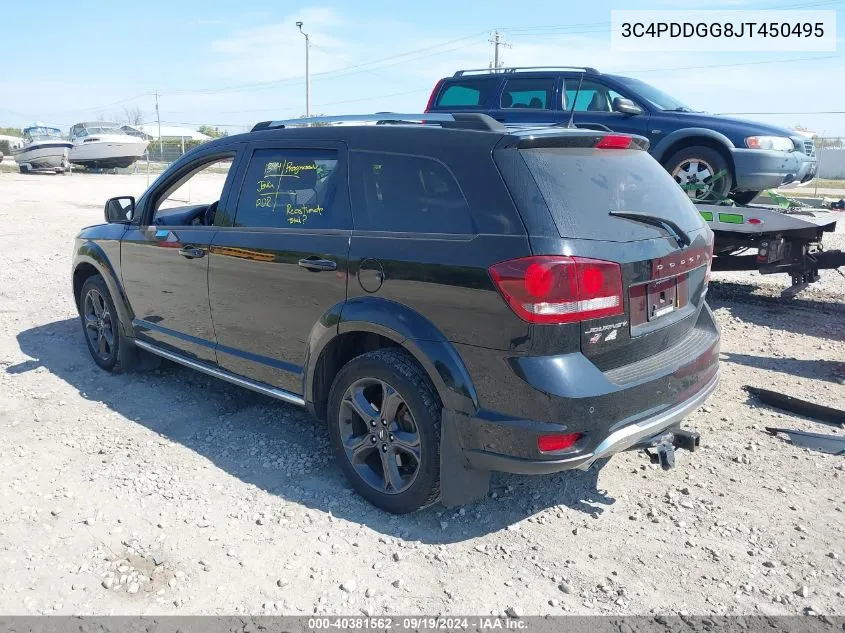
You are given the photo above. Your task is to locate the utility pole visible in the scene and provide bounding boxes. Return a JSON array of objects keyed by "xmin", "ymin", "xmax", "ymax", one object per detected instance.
[
  {"xmin": 489, "ymin": 31, "xmax": 511, "ymax": 72},
  {"xmin": 296, "ymin": 22, "xmax": 311, "ymax": 119},
  {"xmin": 155, "ymin": 91, "xmax": 162, "ymax": 156}
]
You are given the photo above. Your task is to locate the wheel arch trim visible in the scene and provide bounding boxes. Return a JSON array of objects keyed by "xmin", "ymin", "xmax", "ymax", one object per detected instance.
[
  {"xmin": 72, "ymin": 242, "xmax": 134, "ymax": 337},
  {"xmin": 652, "ymin": 128, "xmax": 736, "ymax": 163},
  {"xmin": 304, "ymin": 297, "xmax": 479, "ymax": 416}
]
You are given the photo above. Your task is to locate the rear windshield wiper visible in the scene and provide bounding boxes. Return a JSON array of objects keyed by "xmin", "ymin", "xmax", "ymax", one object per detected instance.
[{"xmin": 609, "ymin": 211, "xmax": 691, "ymax": 247}]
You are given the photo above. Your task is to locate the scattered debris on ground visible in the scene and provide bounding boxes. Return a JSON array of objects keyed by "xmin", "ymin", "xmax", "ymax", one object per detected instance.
[{"xmin": 0, "ymin": 173, "xmax": 843, "ymax": 616}]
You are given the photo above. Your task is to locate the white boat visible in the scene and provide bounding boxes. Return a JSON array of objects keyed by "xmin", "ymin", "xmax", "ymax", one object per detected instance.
[
  {"xmin": 69, "ymin": 122, "xmax": 149, "ymax": 169},
  {"xmin": 12, "ymin": 126, "xmax": 72, "ymax": 173}
]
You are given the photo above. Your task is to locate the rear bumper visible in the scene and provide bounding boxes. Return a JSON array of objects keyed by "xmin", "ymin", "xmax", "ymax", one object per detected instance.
[
  {"xmin": 731, "ymin": 148, "xmax": 816, "ymax": 191},
  {"xmin": 462, "ymin": 371, "xmax": 718, "ymax": 474},
  {"xmin": 450, "ymin": 304, "xmax": 720, "ymax": 474}
]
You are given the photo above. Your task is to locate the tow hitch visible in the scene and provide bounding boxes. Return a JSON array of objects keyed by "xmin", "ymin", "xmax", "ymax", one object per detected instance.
[{"xmin": 639, "ymin": 428, "xmax": 701, "ymax": 471}]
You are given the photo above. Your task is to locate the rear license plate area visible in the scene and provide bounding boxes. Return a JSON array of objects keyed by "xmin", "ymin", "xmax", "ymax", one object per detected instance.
[{"xmin": 647, "ymin": 277, "xmax": 677, "ymax": 321}]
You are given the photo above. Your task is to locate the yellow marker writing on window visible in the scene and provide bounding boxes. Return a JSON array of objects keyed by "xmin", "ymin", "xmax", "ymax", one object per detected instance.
[
  {"xmin": 286, "ymin": 203, "xmax": 324, "ymax": 216},
  {"xmin": 257, "ymin": 180, "xmax": 275, "ymax": 193}
]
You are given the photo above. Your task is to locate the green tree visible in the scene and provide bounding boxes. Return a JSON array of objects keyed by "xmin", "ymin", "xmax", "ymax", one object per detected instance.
[
  {"xmin": 198, "ymin": 125, "xmax": 228, "ymax": 138},
  {"xmin": 298, "ymin": 113, "xmax": 330, "ymax": 127},
  {"xmin": 0, "ymin": 127, "xmax": 23, "ymax": 137}
]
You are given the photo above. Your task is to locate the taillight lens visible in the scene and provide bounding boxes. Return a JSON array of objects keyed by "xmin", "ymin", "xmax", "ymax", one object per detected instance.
[
  {"xmin": 488, "ymin": 256, "xmax": 624, "ymax": 324},
  {"xmin": 705, "ymin": 240, "xmax": 714, "ymax": 285},
  {"xmin": 425, "ymin": 79, "xmax": 444, "ymax": 112},
  {"xmin": 595, "ymin": 134, "xmax": 633, "ymax": 149},
  {"xmin": 538, "ymin": 432, "xmax": 582, "ymax": 452}
]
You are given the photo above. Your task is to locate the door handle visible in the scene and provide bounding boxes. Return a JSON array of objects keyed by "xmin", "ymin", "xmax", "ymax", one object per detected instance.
[
  {"xmin": 179, "ymin": 246, "xmax": 206, "ymax": 259},
  {"xmin": 298, "ymin": 257, "xmax": 337, "ymax": 271}
]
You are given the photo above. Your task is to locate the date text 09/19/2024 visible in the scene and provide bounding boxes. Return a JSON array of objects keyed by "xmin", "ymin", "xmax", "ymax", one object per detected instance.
[{"xmin": 307, "ymin": 616, "xmax": 528, "ymax": 630}]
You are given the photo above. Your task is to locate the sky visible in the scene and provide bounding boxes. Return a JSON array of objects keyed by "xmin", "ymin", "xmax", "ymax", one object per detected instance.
[{"xmin": 1, "ymin": 0, "xmax": 844, "ymax": 136}]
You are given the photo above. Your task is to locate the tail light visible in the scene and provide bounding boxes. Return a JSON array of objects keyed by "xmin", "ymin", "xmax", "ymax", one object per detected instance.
[
  {"xmin": 488, "ymin": 256, "xmax": 624, "ymax": 324},
  {"xmin": 424, "ymin": 79, "xmax": 444, "ymax": 112},
  {"xmin": 595, "ymin": 134, "xmax": 633, "ymax": 149},
  {"xmin": 538, "ymin": 432, "xmax": 582, "ymax": 452},
  {"xmin": 705, "ymin": 240, "xmax": 714, "ymax": 285}
]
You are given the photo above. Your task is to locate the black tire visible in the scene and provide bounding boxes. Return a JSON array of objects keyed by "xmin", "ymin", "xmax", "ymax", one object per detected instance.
[
  {"xmin": 664, "ymin": 145, "xmax": 732, "ymax": 202},
  {"xmin": 79, "ymin": 275, "xmax": 122, "ymax": 371},
  {"xmin": 730, "ymin": 190, "xmax": 760, "ymax": 206},
  {"xmin": 327, "ymin": 349, "xmax": 442, "ymax": 514},
  {"xmin": 19, "ymin": 165, "xmax": 29, "ymax": 174}
]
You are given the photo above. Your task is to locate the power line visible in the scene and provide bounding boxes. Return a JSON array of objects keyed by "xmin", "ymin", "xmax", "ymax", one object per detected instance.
[
  {"xmin": 500, "ymin": 0, "xmax": 844, "ymax": 35},
  {"xmin": 214, "ymin": 88, "xmax": 431, "ymax": 116},
  {"xmin": 37, "ymin": 92, "xmax": 153, "ymax": 117},
  {"xmin": 163, "ymin": 31, "xmax": 490, "ymax": 96},
  {"xmin": 489, "ymin": 31, "xmax": 512, "ymax": 71},
  {"xmin": 615, "ymin": 53, "xmax": 845, "ymax": 74}
]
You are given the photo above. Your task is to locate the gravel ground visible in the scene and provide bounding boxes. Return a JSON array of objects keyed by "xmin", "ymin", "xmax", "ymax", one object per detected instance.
[{"xmin": 0, "ymin": 172, "xmax": 843, "ymax": 617}]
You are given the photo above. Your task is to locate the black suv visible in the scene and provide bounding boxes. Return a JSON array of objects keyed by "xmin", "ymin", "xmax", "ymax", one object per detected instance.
[{"xmin": 71, "ymin": 113, "xmax": 719, "ymax": 514}]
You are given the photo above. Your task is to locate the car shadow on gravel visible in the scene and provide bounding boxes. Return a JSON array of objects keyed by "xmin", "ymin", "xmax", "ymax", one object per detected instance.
[
  {"xmin": 722, "ymin": 352, "xmax": 844, "ymax": 383},
  {"xmin": 708, "ymin": 290, "xmax": 845, "ymax": 343},
  {"xmin": 10, "ymin": 318, "xmax": 617, "ymax": 543}
]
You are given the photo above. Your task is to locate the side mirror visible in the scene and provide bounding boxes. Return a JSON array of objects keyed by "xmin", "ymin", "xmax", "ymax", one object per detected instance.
[
  {"xmin": 104, "ymin": 196, "xmax": 135, "ymax": 223},
  {"xmin": 613, "ymin": 97, "xmax": 643, "ymax": 116}
]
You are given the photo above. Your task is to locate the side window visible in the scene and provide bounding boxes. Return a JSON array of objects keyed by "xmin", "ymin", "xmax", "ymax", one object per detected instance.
[
  {"xmin": 350, "ymin": 151, "xmax": 473, "ymax": 234},
  {"xmin": 233, "ymin": 148, "xmax": 341, "ymax": 229},
  {"xmin": 564, "ymin": 79, "xmax": 613, "ymax": 112},
  {"xmin": 435, "ymin": 79, "xmax": 497, "ymax": 108},
  {"xmin": 606, "ymin": 89, "xmax": 639, "ymax": 112},
  {"xmin": 500, "ymin": 77, "xmax": 555, "ymax": 109},
  {"xmin": 153, "ymin": 156, "xmax": 234, "ymax": 222}
]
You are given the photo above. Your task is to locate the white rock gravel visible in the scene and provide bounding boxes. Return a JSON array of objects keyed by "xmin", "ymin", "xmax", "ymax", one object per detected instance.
[{"xmin": 0, "ymin": 173, "xmax": 843, "ymax": 616}]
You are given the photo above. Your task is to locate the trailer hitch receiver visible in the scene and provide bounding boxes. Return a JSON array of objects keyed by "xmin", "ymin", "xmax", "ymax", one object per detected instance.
[{"xmin": 640, "ymin": 428, "xmax": 701, "ymax": 471}]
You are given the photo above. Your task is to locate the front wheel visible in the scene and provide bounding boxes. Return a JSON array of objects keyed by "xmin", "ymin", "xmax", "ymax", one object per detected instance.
[
  {"xmin": 664, "ymin": 145, "xmax": 732, "ymax": 202},
  {"xmin": 79, "ymin": 275, "xmax": 122, "ymax": 371},
  {"xmin": 327, "ymin": 349, "xmax": 442, "ymax": 514}
]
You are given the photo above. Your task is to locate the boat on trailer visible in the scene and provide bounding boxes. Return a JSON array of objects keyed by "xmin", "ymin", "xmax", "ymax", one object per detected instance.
[
  {"xmin": 69, "ymin": 122, "xmax": 149, "ymax": 169},
  {"xmin": 12, "ymin": 126, "xmax": 72, "ymax": 173}
]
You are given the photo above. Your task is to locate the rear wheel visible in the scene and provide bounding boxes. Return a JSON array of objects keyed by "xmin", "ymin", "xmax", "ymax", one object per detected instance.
[
  {"xmin": 664, "ymin": 145, "xmax": 732, "ymax": 202},
  {"xmin": 327, "ymin": 349, "xmax": 441, "ymax": 514},
  {"xmin": 79, "ymin": 275, "xmax": 121, "ymax": 371}
]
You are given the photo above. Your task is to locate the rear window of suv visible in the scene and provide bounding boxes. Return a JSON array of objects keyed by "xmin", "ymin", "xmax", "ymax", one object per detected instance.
[
  {"xmin": 518, "ymin": 148, "xmax": 704, "ymax": 241},
  {"xmin": 350, "ymin": 150, "xmax": 473, "ymax": 234},
  {"xmin": 435, "ymin": 79, "xmax": 498, "ymax": 108}
]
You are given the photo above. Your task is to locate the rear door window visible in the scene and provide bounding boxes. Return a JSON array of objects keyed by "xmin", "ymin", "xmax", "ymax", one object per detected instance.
[
  {"xmin": 435, "ymin": 79, "xmax": 498, "ymax": 108},
  {"xmin": 350, "ymin": 151, "xmax": 473, "ymax": 234},
  {"xmin": 517, "ymin": 148, "xmax": 704, "ymax": 240},
  {"xmin": 232, "ymin": 148, "xmax": 343, "ymax": 229},
  {"xmin": 500, "ymin": 77, "xmax": 555, "ymax": 109}
]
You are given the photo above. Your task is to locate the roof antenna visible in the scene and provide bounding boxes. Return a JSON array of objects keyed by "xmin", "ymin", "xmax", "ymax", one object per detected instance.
[{"xmin": 566, "ymin": 72, "xmax": 584, "ymax": 129}]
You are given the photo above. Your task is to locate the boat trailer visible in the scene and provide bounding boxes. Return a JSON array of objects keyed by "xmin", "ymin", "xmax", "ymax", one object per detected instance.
[{"xmin": 698, "ymin": 202, "xmax": 845, "ymax": 286}]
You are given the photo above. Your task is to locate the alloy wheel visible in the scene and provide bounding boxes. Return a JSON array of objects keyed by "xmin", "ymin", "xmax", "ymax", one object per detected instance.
[
  {"xmin": 83, "ymin": 288, "xmax": 114, "ymax": 361},
  {"xmin": 337, "ymin": 377, "xmax": 421, "ymax": 495},
  {"xmin": 672, "ymin": 158, "xmax": 717, "ymax": 200}
]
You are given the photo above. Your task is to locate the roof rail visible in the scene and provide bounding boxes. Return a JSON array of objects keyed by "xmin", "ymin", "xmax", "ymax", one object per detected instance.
[
  {"xmin": 251, "ymin": 112, "xmax": 506, "ymax": 133},
  {"xmin": 453, "ymin": 66, "xmax": 599, "ymax": 77}
]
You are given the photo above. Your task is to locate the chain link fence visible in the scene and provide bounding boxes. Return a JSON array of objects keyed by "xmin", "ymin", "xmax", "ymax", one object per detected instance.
[{"xmin": 815, "ymin": 137, "xmax": 845, "ymax": 180}]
